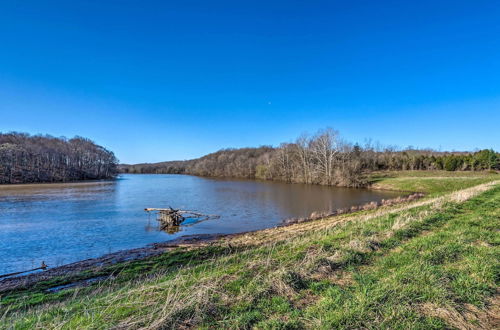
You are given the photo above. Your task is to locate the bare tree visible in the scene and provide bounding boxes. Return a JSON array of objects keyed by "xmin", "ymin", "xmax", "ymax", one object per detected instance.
[
  {"xmin": 309, "ymin": 128, "xmax": 340, "ymax": 185},
  {"xmin": 295, "ymin": 134, "xmax": 313, "ymax": 184}
]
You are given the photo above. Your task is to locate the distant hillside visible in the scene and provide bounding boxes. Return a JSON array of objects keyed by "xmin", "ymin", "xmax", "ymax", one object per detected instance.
[
  {"xmin": 119, "ymin": 159, "xmax": 193, "ymax": 175},
  {"xmin": 0, "ymin": 132, "xmax": 118, "ymax": 184},
  {"xmin": 119, "ymin": 146, "xmax": 274, "ymax": 178}
]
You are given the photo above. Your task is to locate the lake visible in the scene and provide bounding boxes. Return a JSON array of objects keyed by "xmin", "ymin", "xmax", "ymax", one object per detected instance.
[{"xmin": 0, "ymin": 174, "xmax": 401, "ymax": 275}]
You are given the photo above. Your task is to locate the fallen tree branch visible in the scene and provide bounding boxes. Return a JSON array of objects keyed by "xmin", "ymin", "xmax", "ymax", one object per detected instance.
[{"xmin": 0, "ymin": 262, "xmax": 48, "ymax": 279}]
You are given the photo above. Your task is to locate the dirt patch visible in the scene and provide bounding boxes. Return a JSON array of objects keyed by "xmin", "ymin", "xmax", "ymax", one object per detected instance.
[
  {"xmin": 311, "ymin": 268, "xmax": 354, "ymax": 287},
  {"xmin": 293, "ymin": 291, "xmax": 319, "ymax": 309}
]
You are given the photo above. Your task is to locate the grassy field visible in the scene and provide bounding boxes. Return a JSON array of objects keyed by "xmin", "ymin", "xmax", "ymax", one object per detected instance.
[
  {"xmin": 1, "ymin": 172, "xmax": 499, "ymax": 329},
  {"xmin": 369, "ymin": 170, "xmax": 499, "ymax": 195}
]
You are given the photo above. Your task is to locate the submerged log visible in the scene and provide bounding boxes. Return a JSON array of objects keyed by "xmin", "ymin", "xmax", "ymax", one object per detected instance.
[
  {"xmin": 145, "ymin": 207, "xmax": 219, "ymax": 231},
  {"xmin": 158, "ymin": 208, "xmax": 184, "ymax": 227}
]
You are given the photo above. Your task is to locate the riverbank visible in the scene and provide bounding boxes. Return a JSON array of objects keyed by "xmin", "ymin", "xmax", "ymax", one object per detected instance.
[
  {"xmin": 0, "ymin": 192, "xmax": 425, "ymax": 292},
  {"xmin": 1, "ymin": 173, "xmax": 498, "ymax": 328},
  {"xmin": 0, "ymin": 173, "xmax": 402, "ymax": 277}
]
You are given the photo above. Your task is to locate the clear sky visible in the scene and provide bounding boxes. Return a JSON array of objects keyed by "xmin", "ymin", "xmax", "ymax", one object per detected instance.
[{"xmin": 0, "ymin": 1, "xmax": 499, "ymax": 163}]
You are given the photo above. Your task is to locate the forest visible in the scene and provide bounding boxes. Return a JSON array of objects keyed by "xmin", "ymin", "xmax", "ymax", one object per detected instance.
[
  {"xmin": 0, "ymin": 132, "xmax": 118, "ymax": 184},
  {"xmin": 120, "ymin": 128, "xmax": 499, "ymax": 187}
]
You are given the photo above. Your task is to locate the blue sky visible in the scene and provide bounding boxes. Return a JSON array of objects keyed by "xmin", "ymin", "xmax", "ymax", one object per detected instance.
[{"xmin": 0, "ymin": 0, "xmax": 499, "ymax": 163}]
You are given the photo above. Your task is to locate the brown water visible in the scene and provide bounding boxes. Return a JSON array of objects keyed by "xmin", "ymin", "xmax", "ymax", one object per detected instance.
[{"xmin": 0, "ymin": 174, "xmax": 401, "ymax": 275}]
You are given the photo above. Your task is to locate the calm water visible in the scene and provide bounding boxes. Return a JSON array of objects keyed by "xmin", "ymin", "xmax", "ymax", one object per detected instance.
[{"xmin": 0, "ymin": 174, "xmax": 400, "ymax": 275}]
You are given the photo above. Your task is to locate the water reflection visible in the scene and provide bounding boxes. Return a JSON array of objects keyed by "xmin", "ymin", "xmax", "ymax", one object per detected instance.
[{"xmin": 0, "ymin": 174, "xmax": 401, "ymax": 274}]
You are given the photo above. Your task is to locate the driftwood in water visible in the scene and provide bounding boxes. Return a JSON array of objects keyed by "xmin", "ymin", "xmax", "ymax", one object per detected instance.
[
  {"xmin": 0, "ymin": 261, "xmax": 48, "ymax": 279},
  {"xmin": 144, "ymin": 207, "xmax": 219, "ymax": 231}
]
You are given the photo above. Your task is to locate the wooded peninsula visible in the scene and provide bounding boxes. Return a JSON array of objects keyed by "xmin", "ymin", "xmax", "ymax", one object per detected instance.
[{"xmin": 0, "ymin": 132, "xmax": 118, "ymax": 184}]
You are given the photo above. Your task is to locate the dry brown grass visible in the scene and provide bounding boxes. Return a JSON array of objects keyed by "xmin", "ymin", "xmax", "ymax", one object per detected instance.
[{"xmin": 418, "ymin": 295, "xmax": 500, "ymax": 330}]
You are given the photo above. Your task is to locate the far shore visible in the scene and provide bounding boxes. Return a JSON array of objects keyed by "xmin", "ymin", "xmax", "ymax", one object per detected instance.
[{"xmin": 0, "ymin": 178, "xmax": 118, "ymax": 188}]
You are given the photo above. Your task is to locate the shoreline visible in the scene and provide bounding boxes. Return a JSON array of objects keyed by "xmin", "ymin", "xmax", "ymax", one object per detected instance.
[
  {"xmin": 0, "ymin": 178, "xmax": 118, "ymax": 188},
  {"xmin": 0, "ymin": 192, "xmax": 424, "ymax": 293},
  {"xmin": 0, "ymin": 233, "xmax": 226, "ymax": 293}
]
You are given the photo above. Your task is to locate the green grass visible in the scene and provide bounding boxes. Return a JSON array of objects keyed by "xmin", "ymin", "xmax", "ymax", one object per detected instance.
[
  {"xmin": 1, "ymin": 177, "xmax": 499, "ymax": 329},
  {"xmin": 369, "ymin": 170, "xmax": 498, "ymax": 195}
]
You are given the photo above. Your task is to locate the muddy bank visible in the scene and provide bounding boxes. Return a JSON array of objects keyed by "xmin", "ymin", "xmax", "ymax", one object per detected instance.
[
  {"xmin": 281, "ymin": 192, "xmax": 424, "ymax": 225},
  {"xmin": 0, "ymin": 234, "xmax": 225, "ymax": 293}
]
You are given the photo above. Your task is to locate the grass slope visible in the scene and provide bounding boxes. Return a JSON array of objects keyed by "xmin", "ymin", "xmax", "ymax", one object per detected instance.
[
  {"xmin": 369, "ymin": 170, "xmax": 498, "ymax": 195},
  {"xmin": 1, "ymin": 173, "xmax": 499, "ymax": 329}
]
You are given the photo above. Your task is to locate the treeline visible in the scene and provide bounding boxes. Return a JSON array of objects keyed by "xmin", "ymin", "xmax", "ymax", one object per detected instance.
[
  {"xmin": 121, "ymin": 128, "xmax": 499, "ymax": 187},
  {"xmin": 120, "ymin": 147, "xmax": 273, "ymax": 179},
  {"xmin": 360, "ymin": 147, "xmax": 499, "ymax": 172},
  {"xmin": 0, "ymin": 132, "xmax": 118, "ymax": 184}
]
